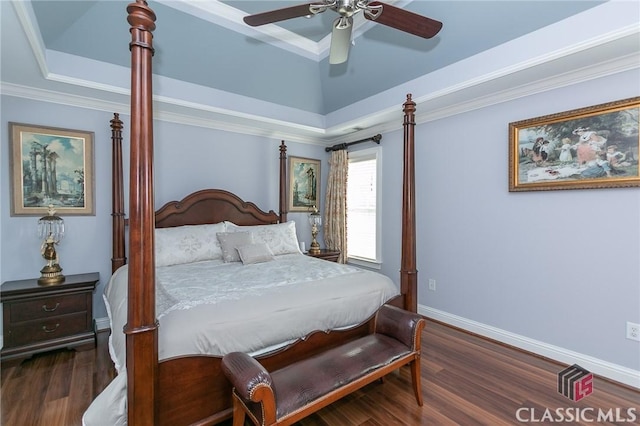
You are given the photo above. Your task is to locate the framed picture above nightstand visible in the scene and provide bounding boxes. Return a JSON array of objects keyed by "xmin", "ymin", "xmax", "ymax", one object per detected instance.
[{"xmin": 305, "ymin": 249, "xmax": 341, "ymax": 263}]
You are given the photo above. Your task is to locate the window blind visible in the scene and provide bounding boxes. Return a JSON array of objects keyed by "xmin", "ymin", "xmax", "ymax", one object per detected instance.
[{"xmin": 347, "ymin": 157, "xmax": 377, "ymax": 260}]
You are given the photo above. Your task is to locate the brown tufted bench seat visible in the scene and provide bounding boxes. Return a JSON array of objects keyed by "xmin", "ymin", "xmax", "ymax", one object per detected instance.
[{"xmin": 221, "ymin": 304, "xmax": 426, "ymax": 426}]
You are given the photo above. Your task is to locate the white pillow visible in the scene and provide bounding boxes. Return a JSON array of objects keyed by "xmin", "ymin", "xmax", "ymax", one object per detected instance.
[
  {"xmin": 237, "ymin": 243, "xmax": 275, "ymax": 265},
  {"xmin": 216, "ymin": 231, "xmax": 253, "ymax": 263},
  {"xmin": 155, "ymin": 222, "xmax": 226, "ymax": 267},
  {"xmin": 225, "ymin": 221, "xmax": 302, "ymax": 256}
]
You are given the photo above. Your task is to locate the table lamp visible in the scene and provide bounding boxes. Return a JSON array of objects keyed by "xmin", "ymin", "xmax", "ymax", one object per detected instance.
[
  {"xmin": 37, "ymin": 205, "xmax": 65, "ymax": 285},
  {"xmin": 308, "ymin": 205, "xmax": 322, "ymax": 255}
]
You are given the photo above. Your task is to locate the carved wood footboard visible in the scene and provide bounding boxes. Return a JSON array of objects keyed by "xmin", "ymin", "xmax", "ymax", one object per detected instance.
[{"xmin": 156, "ymin": 319, "xmax": 376, "ymax": 425}]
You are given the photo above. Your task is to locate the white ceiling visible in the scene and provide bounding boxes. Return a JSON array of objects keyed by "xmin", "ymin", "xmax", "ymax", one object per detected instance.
[{"xmin": 1, "ymin": 1, "xmax": 639, "ymax": 145}]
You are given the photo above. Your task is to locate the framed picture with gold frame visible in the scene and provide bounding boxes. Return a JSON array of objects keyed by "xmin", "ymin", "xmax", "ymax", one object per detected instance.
[
  {"xmin": 10, "ymin": 122, "xmax": 95, "ymax": 215},
  {"xmin": 288, "ymin": 156, "xmax": 320, "ymax": 212},
  {"xmin": 508, "ymin": 97, "xmax": 640, "ymax": 192}
]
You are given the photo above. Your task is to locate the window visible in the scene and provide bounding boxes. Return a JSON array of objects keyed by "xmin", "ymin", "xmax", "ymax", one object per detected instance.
[{"xmin": 347, "ymin": 147, "xmax": 381, "ymax": 265}]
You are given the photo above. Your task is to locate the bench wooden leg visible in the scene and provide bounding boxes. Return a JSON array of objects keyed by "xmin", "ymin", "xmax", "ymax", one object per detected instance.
[
  {"xmin": 232, "ymin": 397, "xmax": 247, "ymax": 426},
  {"xmin": 410, "ymin": 358, "xmax": 423, "ymax": 406}
]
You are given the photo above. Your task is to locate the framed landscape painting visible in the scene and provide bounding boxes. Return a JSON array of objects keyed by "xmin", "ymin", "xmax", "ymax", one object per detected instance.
[
  {"xmin": 10, "ymin": 123, "xmax": 95, "ymax": 215},
  {"xmin": 508, "ymin": 97, "xmax": 640, "ymax": 192},
  {"xmin": 288, "ymin": 156, "xmax": 320, "ymax": 212}
]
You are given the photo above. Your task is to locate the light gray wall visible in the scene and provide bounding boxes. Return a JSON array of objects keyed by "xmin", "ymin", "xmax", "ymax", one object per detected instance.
[
  {"xmin": 373, "ymin": 69, "xmax": 640, "ymax": 372},
  {"xmin": 1, "ymin": 99, "xmax": 115, "ymax": 324}
]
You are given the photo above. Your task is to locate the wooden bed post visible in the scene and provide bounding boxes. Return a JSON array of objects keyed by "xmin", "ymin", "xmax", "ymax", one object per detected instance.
[
  {"xmin": 401, "ymin": 94, "xmax": 418, "ymax": 313},
  {"xmin": 279, "ymin": 141, "xmax": 288, "ymax": 223},
  {"xmin": 110, "ymin": 113, "xmax": 126, "ymax": 273},
  {"xmin": 126, "ymin": 2, "xmax": 158, "ymax": 425}
]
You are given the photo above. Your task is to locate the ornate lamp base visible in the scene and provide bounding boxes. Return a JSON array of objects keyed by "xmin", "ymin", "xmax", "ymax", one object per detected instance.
[
  {"xmin": 309, "ymin": 225, "xmax": 321, "ymax": 254},
  {"xmin": 38, "ymin": 264, "xmax": 65, "ymax": 286},
  {"xmin": 309, "ymin": 240, "xmax": 321, "ymax": 254}
]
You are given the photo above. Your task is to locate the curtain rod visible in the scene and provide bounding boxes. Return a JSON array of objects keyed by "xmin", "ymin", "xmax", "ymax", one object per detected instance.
[{"xmin": 325, "ymin": 134, "xmax": 382, "ymax": 152}]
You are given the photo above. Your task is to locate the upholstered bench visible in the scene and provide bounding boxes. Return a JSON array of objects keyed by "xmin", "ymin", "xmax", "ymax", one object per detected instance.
[{"xmin": 221, "ymin": 304, "xmax": 426, "ymax": 426}]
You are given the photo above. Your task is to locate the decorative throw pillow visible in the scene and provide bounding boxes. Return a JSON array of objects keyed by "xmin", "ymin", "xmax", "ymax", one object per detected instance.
[
  {"xmin": 237, "ymin": 243, "xmax": 275, "ymax": 265},
  {"xmin": 225, "ymin": 221, "xmax": 302, "ymax": 256},
  {"xmin": 216, "ymin": 231, "xmax": 253, "ymax": 263},
  {"xmin": 155, "ymin": 222, "xmax": 226, "ymax": 267}
]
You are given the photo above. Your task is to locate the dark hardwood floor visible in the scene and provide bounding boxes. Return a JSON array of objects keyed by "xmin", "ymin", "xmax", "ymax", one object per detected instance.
[{"xmin": 2, "ymin": 321, "xmax": 638, "ymax": 425}]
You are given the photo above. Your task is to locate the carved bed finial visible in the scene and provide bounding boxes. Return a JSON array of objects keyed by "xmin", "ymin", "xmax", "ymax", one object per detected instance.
[{"xmin": 403, "ymin": 93, "xmax": 416, "ymax": 117}]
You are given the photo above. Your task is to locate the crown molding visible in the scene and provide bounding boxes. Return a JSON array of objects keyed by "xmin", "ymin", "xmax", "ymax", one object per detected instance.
[{"xmin": 3, "ymin": 50, "xmax": 637, "ymax": 147}]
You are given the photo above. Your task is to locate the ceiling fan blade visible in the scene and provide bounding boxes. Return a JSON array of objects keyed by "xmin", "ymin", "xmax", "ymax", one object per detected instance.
[
  {"xmin": 365, "ymin": 1, "xmax": 443, "ymax": 39},
  {"xmin": 329, "ymin": 17, "xmax": 353, "ymax": 65},
  {"xmin": 243, "ymin": 3, "xmax": 317, "ymax": 26}
]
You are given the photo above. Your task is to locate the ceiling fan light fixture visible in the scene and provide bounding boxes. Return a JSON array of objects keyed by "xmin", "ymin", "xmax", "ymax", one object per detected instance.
[
  {"xmin": 329, "ymin": 16, "xmax": 353, "ymax": 64},
  {"xmin": 336, "ymin": 0, "xmax": 358, "ymax": 17},
  {"xmin": 243, "ymin": 0, "xmax": 443, "ymax": 64}
]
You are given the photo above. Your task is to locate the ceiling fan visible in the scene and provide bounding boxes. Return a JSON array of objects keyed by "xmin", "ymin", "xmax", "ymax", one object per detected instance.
[{"xmin": 243, "ymin": 0, "xmax": 443, "ymax": 65}]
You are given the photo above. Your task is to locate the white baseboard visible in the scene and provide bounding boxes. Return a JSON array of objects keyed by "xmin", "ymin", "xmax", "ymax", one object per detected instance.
[{"xmin": 419, "ymin": 305, "xmax": 640, "ymax": 389}]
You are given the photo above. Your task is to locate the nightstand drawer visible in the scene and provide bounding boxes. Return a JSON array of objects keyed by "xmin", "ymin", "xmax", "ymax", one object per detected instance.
[
  {"xmin": 7, "ymin": 312, "xmax": 90, "ymax": 347},
  {"xmin": 10, "ymin": 294, "xmax": 88, "ymax": 323}
]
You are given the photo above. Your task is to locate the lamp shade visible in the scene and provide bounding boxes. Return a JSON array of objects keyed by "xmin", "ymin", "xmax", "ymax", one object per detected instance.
[
  {"xmin": 37, "ymin": 205, "xmax": 65, "ymax": 285},
  {"xmin": 308, "ymin": 206, "xmax": 322, "ymax": 227},
  {"xmin": 38, "ymin": 205, "xmax": 65, "ymax": 242}
]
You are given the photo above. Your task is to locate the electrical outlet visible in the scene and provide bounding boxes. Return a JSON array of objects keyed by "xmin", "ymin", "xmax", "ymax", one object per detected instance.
[
  {"xmin": 428, "ymin": 279, "xmax": 436, "ymax": 291},
  {"xmin": 627, "ymin": 322, "xmax": 640, "ymax": 341}
]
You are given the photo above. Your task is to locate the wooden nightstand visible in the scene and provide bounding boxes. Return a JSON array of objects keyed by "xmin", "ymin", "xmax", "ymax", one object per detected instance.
[
  {"xmin": 305, "ymin": 249, "xmax": 341, "ymax": 263},
  {"xmin": 1, "ymin": 272, "xmax": 99, "ymax": 364}
]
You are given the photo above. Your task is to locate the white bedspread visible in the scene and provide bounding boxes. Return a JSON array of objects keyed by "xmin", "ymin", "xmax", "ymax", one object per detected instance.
[{"xmin": 84, "ymin": 254, "xmax": 399, "ymax": 425}]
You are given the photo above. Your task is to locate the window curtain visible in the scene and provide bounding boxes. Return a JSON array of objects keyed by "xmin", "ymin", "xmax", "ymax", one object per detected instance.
[{"xmin": 324, "ymin": 149, "xmax": 348, "ymax": 263}]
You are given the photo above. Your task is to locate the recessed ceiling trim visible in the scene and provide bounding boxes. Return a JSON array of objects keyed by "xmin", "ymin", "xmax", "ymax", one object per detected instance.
[
  {"xmin": 323, "ymin": 50, "xmax": 640, "ymax": 140},
  {"xmin": 1, "ymin": 81, "xmax": 328, "ymax": 145},
  {"xmin": 1, "ymin": 81, "xmax": 128, "ymax": 114},
  {"xmin": 6, "ymin": 0, "xmax": 638, "ymax": 145},
  {"xmin": 153, "ymin": 91, "xmax": 326, "ymax": 135},
  {"xmin": 12, "ymin": 1, "xmax": 48, "ymax": 78},
  {"xmin": 155, "ymin": 109, "xmax": 326, "ymax": 145},
  {"xmin": 324, "ymin": 0, "xmax": 640, "ymax": 129},
  {"xmin": 159, "ymin": 0, "xmax": 322, "ymax": 60},
  {"xmin": 4, "ymin": 48, "xmax": 636, "ymax": 147},
  {"xmin": 418, "ymin": 24, "xmax": 640, "ymax": 107},
  {"xmin": 160, "ymin": 0, "xmax": 409, "ymax": 62}
]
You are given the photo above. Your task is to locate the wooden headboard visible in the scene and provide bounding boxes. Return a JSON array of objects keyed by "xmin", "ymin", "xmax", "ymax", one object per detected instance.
[{"xmin": 154, "ymin": 189, "xmax": 280, "ymax": 228}]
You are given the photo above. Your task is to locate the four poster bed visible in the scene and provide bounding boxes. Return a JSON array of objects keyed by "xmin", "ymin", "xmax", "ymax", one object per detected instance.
[{"xmin": 84, "ymin": 2, "xmax": 419, "ymax": 425}]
